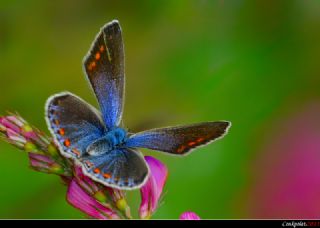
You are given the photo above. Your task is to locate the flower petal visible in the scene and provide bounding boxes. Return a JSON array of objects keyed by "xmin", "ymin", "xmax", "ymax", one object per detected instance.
[
  {"xmin": 179, "ymin": 211, "xmax": 201, "ymax": 220},
  {"xmin": 67, "ymin": 179, "xmax": 119, "ymax": 220},
  {"xmin": 7, "ymin": 115, "xmax": 24, "ymax": 127},
  {"xmin": 0, "ymin": 116, "xmax": 21, "ymax": 134},
  {"xmin": 28, "ymin": 152, "xmax": 65, "ymax": 174},
  {"xmin": 7, "ymin": 128, "xmax": 26, "ymax": 143},
  {"xmin": 0, "ymin": 115, "xmax": 50, "ymax": 152},
  {"xmin": 74, "ymin": 165, "xmax": 100, "ymax": 195},
  {"xmin": 74, "ymin": 165, "xmax": 132, "ymax": 218},
  {"xmin": 139, "ymin": 156, "xmax": 168, "ymax": 219},
  {"xmin": 29, "ymin": 153, "xmax": 54, "ymax": 169}
]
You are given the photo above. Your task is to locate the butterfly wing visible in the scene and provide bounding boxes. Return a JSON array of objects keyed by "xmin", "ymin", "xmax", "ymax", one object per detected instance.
[
  {"xmin": 83, "ymin": 20, "xmax": 124, "ymax": 130},
  {"xmin": 125, "ymin": 121, "xmax": 231, "ymax": 155},
  {"xmin": 45, "ymin": 92, "xmax": 105, "ymax": 159},
  {"xmin": 80, "ymin": 147, "xmax": 149, "ymax": 190}
]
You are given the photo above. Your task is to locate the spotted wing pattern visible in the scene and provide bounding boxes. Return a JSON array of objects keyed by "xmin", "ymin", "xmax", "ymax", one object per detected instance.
[
  {"xmin": 46, "ymin": 92, "xmax": 105, "ymax": 159},
  {"xmin": 80, "ymin": 147, "xmax": 149, "ymax": 189},
  {"xmin": 83, "ymin": 20, "xmax": 125, "ymax": 130},
  {"xmin": 125, "ymin": 121, "xmax": 231, "ymax": 155}
]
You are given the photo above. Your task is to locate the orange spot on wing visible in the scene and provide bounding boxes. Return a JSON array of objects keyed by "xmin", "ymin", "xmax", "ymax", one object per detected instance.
[
  {"xmin": 95, "ymin": 52, "xmax": 101, "ymax": 60},
  {"xmin": 177, "ymin": 145, "xmax": 186, "ymax": 153},
  {"xmin": 58, "ymin": 128, "xmax": 65, "ymax": 136},
  {"xmin": 103, "ymin": 173, "xmax": 111, "ymax": 179},
  {"xmin": 196, "ymin": 137, "xmax": 204, "ymax": 143},
  {"xmin": 99, "ymin": 45, "xmax": 105, "ymax": 52},
  {"xmin": 94, "ymin": 168, "xmax": 100, "ymax": 174},
  {"xmin": 88, "ymin": 61, "xmax": 96, "ymax": 71},
  {"xmin": 188, "ymin": 141, "xmax": 196, "ymax": 146},
  {"xmin": 54, "ymin": 119, "xmax": 60, "ymax": 125},
  {"xmin": 64, "ymin": 139, "xmax": 71, "ymax": 147}
]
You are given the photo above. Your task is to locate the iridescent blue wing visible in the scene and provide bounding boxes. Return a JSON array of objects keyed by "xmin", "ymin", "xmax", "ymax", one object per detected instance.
[
  {"xmin": 83, "ymin": 20, "xmax": 124, "ymax": 130},
  {"xmin": 45, "ymin": 92, "xmax": 105, "ymax": 159},
  {"xmin": 80, "ymin": 147, "xmax": 149, "ymax": 190},
  {"xmin": 125, "ymin": 121, "xmax": 231, "ymax": 155}
]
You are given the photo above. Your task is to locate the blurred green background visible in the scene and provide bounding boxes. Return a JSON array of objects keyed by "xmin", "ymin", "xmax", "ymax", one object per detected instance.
[{"xmin": 1, "ymin": 0, "xmax": 320, "ymax": 219}]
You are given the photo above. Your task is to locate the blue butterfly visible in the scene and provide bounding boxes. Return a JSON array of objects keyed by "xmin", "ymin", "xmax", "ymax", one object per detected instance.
[{"xmin": 45, "ymin": 20, "xmax": 231, "ymax": 190}]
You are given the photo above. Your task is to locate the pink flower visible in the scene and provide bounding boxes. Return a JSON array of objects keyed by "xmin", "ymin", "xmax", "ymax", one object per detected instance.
[
  {"xmin": 139, "ymin": 156, "xmax": 168, "ymax": 219},
  {"xmin": 67, "ymin": 179, "xmax": 120, "ymax": 220},
  {"xmin": 250, "ymin": 102, "xmax": 320, "ymax": 218},
  {"xmin": 28, "ymin": 152, "xmax": 64, "ymax": 175},
  {"xmin": 179, "ymin": 211, "xmax": 201, "ymax": 220},
  {"xmin": 0, "ymin": 116, "xmax": 23, "ymax": 133},
  {"xmin": 1, "ymin": 116, "xmax": 26, "ymax": 148},
  {"xmin": 0, "ymin": 115, "xmax": 51, "ymax": 152},
  {"xmin": 73, "ymin": 165, "xmax": 100, "ymax": 196},
  {"xmin": 1, "ymin": 113, "xmax": 204, "ymax": 220},
  {"xmin": 73, "ymin": 165, "xmax": 132, "ymax": 219}
]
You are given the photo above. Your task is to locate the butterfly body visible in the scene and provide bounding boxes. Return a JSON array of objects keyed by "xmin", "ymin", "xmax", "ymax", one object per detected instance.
[
  {"xmin": 86, "ymin": 128, "xmax": 127, "ymax": 156},
  {"xmin": 45, "ymin": 20, "xmax": 231, "ymax": 190}
]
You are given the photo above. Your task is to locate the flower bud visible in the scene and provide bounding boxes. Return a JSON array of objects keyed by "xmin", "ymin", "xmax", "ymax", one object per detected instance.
[
  {"xmin": 67, "ymin": 180, "xmax": 120, "ymax": 219},
  {"xmin": 179, "ymin": 211, "xmax": 201, "ymax": 220}
]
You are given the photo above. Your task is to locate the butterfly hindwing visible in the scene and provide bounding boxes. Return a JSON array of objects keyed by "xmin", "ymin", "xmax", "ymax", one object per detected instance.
[
  {"xmin": 125, "ymin": 121, "xmax": 231, "ymax": 155},
  {"xmin": 79, "ymin": 147, "xmax": 149, "ymax": 189},
  {"xmin": 83, "ymin": 20, "xmax": 124, "ymax": 130},
  {"xmin": 46, "ymin": 92, "xmax": 105, "ymax": 159}
]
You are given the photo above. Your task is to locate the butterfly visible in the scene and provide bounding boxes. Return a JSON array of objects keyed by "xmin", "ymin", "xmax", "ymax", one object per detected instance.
[{"xmin": 45, "ymin": 20, "xmax": 231, "ymax": 190}]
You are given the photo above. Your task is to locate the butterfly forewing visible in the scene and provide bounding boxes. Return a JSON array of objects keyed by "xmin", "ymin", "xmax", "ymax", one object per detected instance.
[
  {"xmin": 125, "ymin": 121, "xmax": 231, "ymax": 155},
  {"xmin": 83, "ymin": 20, "xmax": 125, "ymax": 130},
  {"xmin": 46, "ymin": 92, "xmax": 105, "ymax": 159}
]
